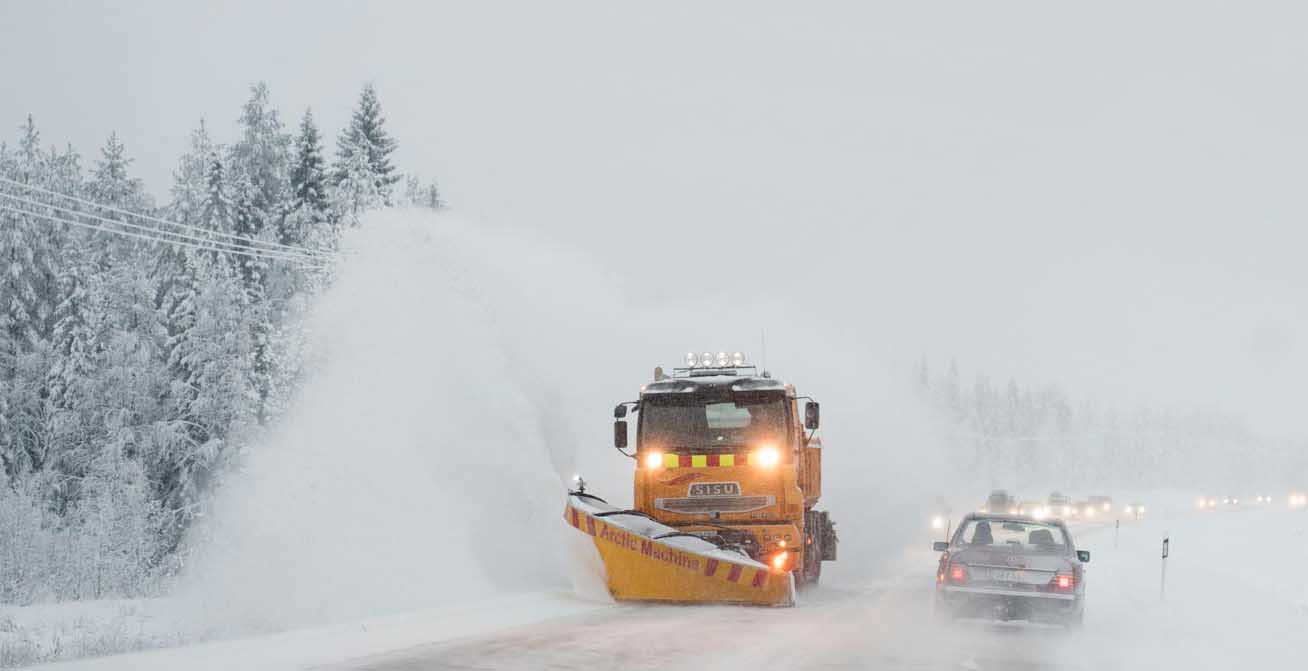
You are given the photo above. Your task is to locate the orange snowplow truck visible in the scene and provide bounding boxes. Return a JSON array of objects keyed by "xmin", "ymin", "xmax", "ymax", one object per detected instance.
[{"xmin": 565, "ymin": 353, "xmax": 836, "ymax": 606}]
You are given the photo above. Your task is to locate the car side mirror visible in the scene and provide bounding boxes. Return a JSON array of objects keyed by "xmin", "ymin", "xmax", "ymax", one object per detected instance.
[
  {"xmin": 614, "ymin": 404, "xmax": 628, "ymax": 419},
  {"xmin": 804, "ymin": 401, "xmax": 820, "ymax": 430},
  {"xmin": 1077, "ymin": 550, "xmax": 1091, "ymax": 563},
  {"xmin": 613, "ymin": 420, "xmax": 628, "ymax": 449},
  {"xmin": 933, "ymin": 541, "xmax": 949, "ymax": 552}
]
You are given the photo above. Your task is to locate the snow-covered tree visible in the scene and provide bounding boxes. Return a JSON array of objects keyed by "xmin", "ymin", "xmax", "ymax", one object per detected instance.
[
  {"xmin": 168, "ymin": 120, "xmax": 217, "ymax": 229},
  {"xmin": 330, "ymin": 135, "xmax": 381, "ymax": 226},
  {"xmin": 285, "ymin": 109, "xmax": 331, "ymax": 248},
  {"xmin": 335, "ymin": 84, "xmax": 400, "ymax": 203}
]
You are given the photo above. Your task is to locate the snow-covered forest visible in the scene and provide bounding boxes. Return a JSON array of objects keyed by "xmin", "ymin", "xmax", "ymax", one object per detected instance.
[
  {"xmin": 0, "ymin": 82, "xmax": 438, "ymax": 606},
  {"xmin": 913, "ymin": 357, "xmax": 1306, "ymax": 493}
]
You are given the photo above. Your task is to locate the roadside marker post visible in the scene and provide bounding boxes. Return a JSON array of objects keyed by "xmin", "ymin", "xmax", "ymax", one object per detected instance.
[
  {"xmin": 1160, "ymin": 534, "xmax": 1170, "ymax": 602},
  {"xmin": 1114, "ymin": 519, "xmax": 1120, "ymax": 549}
]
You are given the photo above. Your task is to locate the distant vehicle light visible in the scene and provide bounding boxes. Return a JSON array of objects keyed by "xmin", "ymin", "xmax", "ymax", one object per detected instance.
[
  {"xmin": 931, "ymin": 516, "xmax": 945, "ymax": 530},
  {"xmin": 643, "ymin": 451, "xmax": 663, "ymax": 469},
  {"xmin": 1102, "ymin": 503, "xmax": 1111, "ymax": 511},
  {"xmin": 1062, "ymin": 505, "xmax": 1072, "ymax": 516},
  {"xmin": 1084, "ymin": 507, "xmax": 1096, "ymax": 518},
  {"xmin": 1054, "ymin": 574, "xmax": 1074, "ymax": 591},
  {"xmin": 1124, "ymin": 506, "xmax": 1134, "ymax": 514}
]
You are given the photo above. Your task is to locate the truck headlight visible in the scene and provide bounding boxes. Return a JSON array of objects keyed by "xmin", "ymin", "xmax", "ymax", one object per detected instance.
[{"xmin": 643, "ymin": 451, "xmax": 664, "ymax": 469}]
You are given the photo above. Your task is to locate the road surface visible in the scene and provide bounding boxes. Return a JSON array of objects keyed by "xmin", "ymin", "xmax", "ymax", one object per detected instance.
[
  {"xmin": 328, "ymin": 508, "xmax": 1305, "ymax": 671},
  {"xmin": 45, "ymin": 507, "xmax": 1306, "ymax": 671}
]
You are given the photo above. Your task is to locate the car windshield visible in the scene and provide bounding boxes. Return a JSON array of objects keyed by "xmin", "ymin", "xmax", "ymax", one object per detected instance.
[
  {"xmin": 640, "ymin": 392, "xmax": 787, "ymax": 449},
  {"xmin": 956, "ymin": 519, "xmax": 1068, "ymax": 553}
]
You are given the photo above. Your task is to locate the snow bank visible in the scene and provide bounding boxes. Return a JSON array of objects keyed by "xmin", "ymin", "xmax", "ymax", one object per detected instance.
[{"xmin": 0, "ymin": 600, "xmax": 181, "ymax": 668}]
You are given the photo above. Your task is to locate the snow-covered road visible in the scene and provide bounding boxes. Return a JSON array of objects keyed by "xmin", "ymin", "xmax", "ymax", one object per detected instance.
[
  {"xmin": 49, "ymin": 505, "xmax": 1302, "ymax": 671},
  {"xmin": 334, "ymin": 507, "xmax": 1305, "ymax": 671}
]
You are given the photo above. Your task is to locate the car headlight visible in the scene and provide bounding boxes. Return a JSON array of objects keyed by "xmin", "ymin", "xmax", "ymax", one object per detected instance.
[{"xmin": 931, "ymin": 516, "xmax": 945, "ymax": 530}]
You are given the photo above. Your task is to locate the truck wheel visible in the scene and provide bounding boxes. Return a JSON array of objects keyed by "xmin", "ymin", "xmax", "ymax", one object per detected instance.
[{"xmin": 797, "ymin": 532, "xmax": 822, "ymax": 588}]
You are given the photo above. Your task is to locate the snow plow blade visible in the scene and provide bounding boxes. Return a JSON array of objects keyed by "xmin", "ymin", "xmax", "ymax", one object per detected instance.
[{"xmin": 564, "ymin": 493, "xmax": 794, "ymax": 607}]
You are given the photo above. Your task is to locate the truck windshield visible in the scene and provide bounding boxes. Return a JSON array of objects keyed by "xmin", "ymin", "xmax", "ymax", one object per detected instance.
[{"xmin": 640, "ymin": 393, "xmax": 787, "ymax": 449}]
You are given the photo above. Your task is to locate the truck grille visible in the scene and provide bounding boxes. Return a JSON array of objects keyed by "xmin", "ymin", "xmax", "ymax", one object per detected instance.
[{"xmin": 654, "ymin": 495, "xmax": 775, "ymax": 514}]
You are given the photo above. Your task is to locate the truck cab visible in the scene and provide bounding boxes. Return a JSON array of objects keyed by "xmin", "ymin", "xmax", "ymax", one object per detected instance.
[{"xmin": 613, "ymin": 354, "xmax": 836, "ymax": 585}]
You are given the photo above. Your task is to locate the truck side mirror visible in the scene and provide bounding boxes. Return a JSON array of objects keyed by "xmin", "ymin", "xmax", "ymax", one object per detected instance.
[
  {"xmin": 1077, "ymin": 550, "xmax": 1091, "ymax": 563},
  {"xmin": 933, "ymin": 541, "xmax": 949, "ymax": 552},
  {"xmin": 804, "ymin": 401, "xmax": 820, "ymax": 430},
  {"xmin": 613, "ymin": 420, "xmax": 628, "ymax": 449},
  {"xmin": 614, "ymin": 404, "xmax": 628, "ymax": 419}
]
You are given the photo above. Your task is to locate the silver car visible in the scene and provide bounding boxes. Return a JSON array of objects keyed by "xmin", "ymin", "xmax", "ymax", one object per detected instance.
[{"xmin": 934, "ymin": 513, "xmax": 1089, "ymax": 627}]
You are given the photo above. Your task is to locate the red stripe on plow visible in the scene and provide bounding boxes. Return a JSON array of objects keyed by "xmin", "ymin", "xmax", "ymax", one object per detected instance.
[
  {"xmin": 704, "ymin": 559, "xmax": 719, "ymax": 577},
  {"xmin": 751, "ymin": 569, "xmax": 767, "ymax": 588},
  {"xmin": 727, "ymin": 565, "xmax": 743, "ymax": 583}
]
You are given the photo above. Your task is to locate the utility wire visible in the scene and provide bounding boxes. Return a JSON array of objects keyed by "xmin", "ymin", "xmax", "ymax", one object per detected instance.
[
  {"xmin": 0, "ymin": 175, "xmax": 334, "ymax": 259},
  {"xmin": 0, "ymin": 191, "xmax": 326, "ymax": 264},
  {"xmin": 0, "ymin": 203, "xmax": 327, "ymax": 269}
]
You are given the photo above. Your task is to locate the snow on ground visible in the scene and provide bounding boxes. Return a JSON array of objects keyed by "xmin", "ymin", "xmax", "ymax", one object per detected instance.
[
  {"xmin": 0, "ymin": 600, "xmax": 183, "ymax": 668},
  {"xmin": 32, "ymin": 505, "xmax": 1308, "ymax": 670},
  {"xmin": 29, "ymin": 593, "xmax": 602, "ymax": 671}
]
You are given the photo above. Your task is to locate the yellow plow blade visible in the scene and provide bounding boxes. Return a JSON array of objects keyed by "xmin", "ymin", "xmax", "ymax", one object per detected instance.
[{"xmin": 564, "ymin": 494, "xmax": 794, "ymax": 607}]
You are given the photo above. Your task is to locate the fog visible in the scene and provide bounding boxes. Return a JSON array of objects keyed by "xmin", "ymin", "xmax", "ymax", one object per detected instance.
[
  {"xmin": 3, "ymin": 1, "xmax": 1305, "ymax": 436},
  {"xmin": 5, "ymin": 4, "xmax": 1306, "ymax": 667}
]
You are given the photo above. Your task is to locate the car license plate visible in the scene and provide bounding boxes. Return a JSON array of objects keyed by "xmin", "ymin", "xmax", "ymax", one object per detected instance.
[
  {"xmin": 990, "ymin": 569, "xmax": 1027, "ymax": 583},
  {"xmin": 688, "ymin": 482, "xmax": 740, "ymax": 497}
]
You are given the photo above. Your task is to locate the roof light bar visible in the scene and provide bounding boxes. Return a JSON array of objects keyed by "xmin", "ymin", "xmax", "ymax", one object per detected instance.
[{"xmin": 684, "ymin": 351, "xmax": 747, "ymax": 368}]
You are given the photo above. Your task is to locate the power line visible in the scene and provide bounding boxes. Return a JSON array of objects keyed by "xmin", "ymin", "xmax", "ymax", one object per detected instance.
[
  {"xmin": 0, "ymin": 204, "xmax": 327, "ymax": 269},
  {"xmin": 0, "ymin": 191, "xmax": 326, "ymax": 264},
  {"xmin": 0, "ymin": 175, "xmax": 334, "ymax": 259}
]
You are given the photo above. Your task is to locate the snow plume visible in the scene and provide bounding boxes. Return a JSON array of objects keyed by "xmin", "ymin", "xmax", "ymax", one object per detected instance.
[
  {"xmin": 179, "ymin": 210, "xmax": 607, "ymax": 632},
  {"xmin": 179, "ymin": 208, "xmax": 949, "ymax": 632}
]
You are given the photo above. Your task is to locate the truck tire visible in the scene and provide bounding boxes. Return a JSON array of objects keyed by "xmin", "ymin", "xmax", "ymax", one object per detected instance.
[{"xmin": 799, "ymin": 510, "xmax": 836, "ymax": 588}]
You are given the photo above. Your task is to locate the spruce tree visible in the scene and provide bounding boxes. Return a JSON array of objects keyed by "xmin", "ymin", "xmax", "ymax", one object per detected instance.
[
  {"xmin": 169, "ymin": 120, "xmax": 217, "ymax": 229},
  {"xmin": 335, "ymin": 84, "xmax": 400, "ymax": 203},
  {"xmin": 330, "ymin": 135, "xmax": 381, "ymax": 226},
  {"xmin": 286, "ymin": 109, "xmax": 329, "ymax": 247}
]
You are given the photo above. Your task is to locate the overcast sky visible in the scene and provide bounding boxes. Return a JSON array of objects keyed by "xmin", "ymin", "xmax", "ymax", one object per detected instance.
[{"xmin": 2, "ymin": 1, "xmax": 1305, "ymax": 437}]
